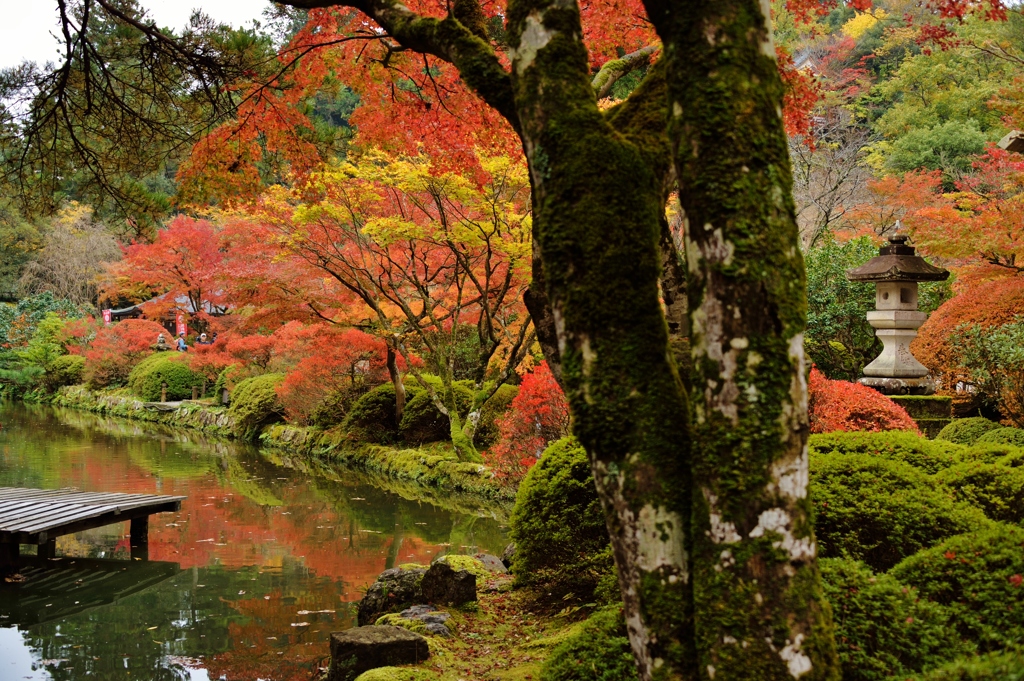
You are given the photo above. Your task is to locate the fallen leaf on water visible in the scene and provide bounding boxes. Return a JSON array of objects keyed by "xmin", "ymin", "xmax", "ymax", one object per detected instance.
[
  {"xmin": 291, "ymin": 622, "xmax": 310, "ymax": 627},
  {"xmin": 147, "ymin": 626, "xmax": 158, "ymax": 631}
]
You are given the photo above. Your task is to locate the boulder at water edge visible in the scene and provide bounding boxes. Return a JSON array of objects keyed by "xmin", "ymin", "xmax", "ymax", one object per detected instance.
[
  {"xmin": 421, "ymin": 561, "xmax": 476, "ymax": 606},
  {"xmin": 327, "ymin": 625, "xmax": 430, "ymax": 681},
  {"xmin": 357, "ymin": 567, "xmax": 426, "ymax": 626}
]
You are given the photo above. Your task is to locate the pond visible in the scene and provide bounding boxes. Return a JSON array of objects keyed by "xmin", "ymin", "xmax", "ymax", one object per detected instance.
[{"xmin": 0, "ymin": 402, "xmax": 509, "ymax": 681}]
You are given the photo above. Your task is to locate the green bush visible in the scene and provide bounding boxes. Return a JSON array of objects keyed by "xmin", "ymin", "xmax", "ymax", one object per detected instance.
[
  {"xmin": 913, "ymin": 650, "xmax": 1024, "ymax": 680},
  {"xmin": 476, "ymin": 383, "xmax": 519, "ymax": 448},
  {"xmin": 343, "ymin": 381, "xmax": 423, "ymax": 444},
  {"xmin": 937, "ymin": 418, "xmax": 1002, "ymax": 446},
  {"xmin": 810, "ymin": 453, "xmax": 988, "ymax": 571},
  {"xmin": 809, "ymin": 431, "xmax": 965, "ymax": 474},
  {"xmin": 398, "ymin": 376, "xmax": 474, "ymax": 444},
  {"xmin": 307, "ymin": 383, "xmax": 371, "ymax": 429},
  {"xmin": 891, "ymin": 524, "xmax": 1024, "ymax": 652},
  {"xmin": 819, "ymin": 557, "xmax": 973, "ymax": 681},
  {"xmin": 127, "ymin": 353, "xmax": 206, "ymax": 401},
  {"xmin": 229, "ymin": 373, "xmax": 286, "ymax": 439},
  {"xmin": 540, "ymin": 606, "xmax": 638, "ymax": 681},
  {"xmin": 976, "ymin": 427, "xmax": 1024, "ymax": 448},
  {"xmin": 509, "ymin": 437, "xmax": 612, "ymax": 600},
  {"xmin": 43, "ymin": 354, "xmax": 85, "ymax": 391},
  {"xmin": 958, "ymin": 443, "xmax": 1024, "ymax": 465},
  {"xmin": 935, "ymin": 461, "xmax": 1024, "ymax": 525}
]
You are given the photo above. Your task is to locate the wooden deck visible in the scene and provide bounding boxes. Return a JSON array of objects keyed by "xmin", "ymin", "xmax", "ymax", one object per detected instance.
[{"xmin": 0, "ymin": 487, "xmax": 185, "ymax": 568}]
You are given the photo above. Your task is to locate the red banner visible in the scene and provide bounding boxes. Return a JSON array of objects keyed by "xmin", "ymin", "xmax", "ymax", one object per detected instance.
[
  {"xmin": 175, "ymin": 313, "xmax": 187, "ymax": 338},
  {"xmin": 101, "ymin": 309, "xmax": 112, "ymax": 326}
]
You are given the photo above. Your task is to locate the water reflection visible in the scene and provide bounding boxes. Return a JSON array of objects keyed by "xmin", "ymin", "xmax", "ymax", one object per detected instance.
[{"xmin": 0, "ymin": 402, "xmax": 509, "ymax": 680}]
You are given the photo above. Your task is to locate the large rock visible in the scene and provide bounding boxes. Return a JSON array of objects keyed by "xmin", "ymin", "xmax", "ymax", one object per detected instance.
[
  {"xmin": 473, "ymin": 552, "xmax": 509, "ymax": 574},
  {"xmin": 357, "ymin": 567, "xmax": 426, "ymax": 626},
  {"xmin": 421, "ymin": 561, "xmax": 476, "ymax": 606},
  {"xmin": 327, "ymin": 625, "xmax": 430, "ymax": 681},
  {"xmin": 500, "ymin": 542, "xmax": 516, "ymax": 569}
]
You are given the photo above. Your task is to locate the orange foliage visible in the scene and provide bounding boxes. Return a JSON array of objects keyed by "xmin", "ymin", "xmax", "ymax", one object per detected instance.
[
  {"xmin": 82, "ymin": 318, "xmax": 168, "ymax": 387},
  {"xmin": 808, "ymin": 367, "xmax": 920, "ymax": 434}
]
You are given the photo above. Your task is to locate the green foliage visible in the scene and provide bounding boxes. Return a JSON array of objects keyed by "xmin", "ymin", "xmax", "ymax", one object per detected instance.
[
  {"xmin": 0, "ymin": 203, "xmax": 43, "ymax": 302},
  {"xmin": 809, "ymin": 431, "xmax": 965, "ymax": 474},
  {"xmin": 127, "ymin": 353, "xmax": 205, "ymax": 401},
  {"xmin": 819, "ymin": 557, "xmax": 973, "ymax": 681},
  {"xmin": 935, "ymin": 461, "xmax": 1024, "ymax": 526},
  {"xmin": 307, "ymin": 383, "xmax": 370, "ymax": 429},
  {"xmin": 509, "ymin": 437, "xmax": 612, "ymax": 601},
  {"xmin": 937, "ymin": 418, "xmax": 1002, "ymax": 446},
  {"xmin": 886, "ymin": 120, "xmax": 988, "ymax": 178},
  {"xmin": 43, "ymin": 354, "xmax": 85, "ymax": 392},
  {"xmin": 476, "ymin": 383, "xmax": 518, "ymax": 448},
  {"xmin": 399, "ymin": 376, "xmax": 474, "ymax": 444},
  {"xmin": 976, "ymin": 427, "xmax": 1024, "ymax": 448},
  {"xmin": 343, "ymin": 381, "xmax": 421, "ymax": 444},
  {"xmin": 913, "ymin": 650, "xmax": 1024, "ymax": 681},
  {"xmin": 0, "ymin": 293, "xmax": 87, "ymax": 347},
  {"xmin": 949, "ymin": 320, "xmax": 1024, "ymax": 426},
  {"xmin": 540, "ymin": 606, "xmax": 638, "ymax": 681},
  {"xmin": 809, "ymin": 452, "xmax": 988, "ymax": 571},
  {"xmin": 229, "ymin": 373, "xmax": 286, "ymax": 439},
  {"xmin": 891, "ymin": 524, "xmax": 1024, "ymax": 652}
]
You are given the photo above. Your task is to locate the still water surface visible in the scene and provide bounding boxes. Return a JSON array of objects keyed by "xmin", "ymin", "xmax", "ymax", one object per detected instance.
[{"xmin": 0, "ymin": 402, "xmax": 507, "ymax": 681}]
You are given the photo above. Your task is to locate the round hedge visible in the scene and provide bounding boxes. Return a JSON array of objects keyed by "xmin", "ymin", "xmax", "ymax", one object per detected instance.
[
  {"xmin": 810, "ymin": 452, "xmax": 989, "ymax": 571},
  {"xmin": 398, "ymin": 377, "xmax": 474, "ymax": 444},
  {"xmin": 228, "ymin": 373, "xmax": 285, "ymax": 439},
  {"xmin": 343, "ymin": 381, "xmax": 422, "ymax": 444},
  {"xmin": 43, "ymin": 354, "xmax": 85, "ymax": 391},
  {"xmin": 509, "ymin": 437, "xmax": 612, "ymax": 600},
  {"xmin": 975, "ymin": 427, "xmax": 1024, "ymax": 448},
  {"xmin": 935, "ymin": 461, "xmax": 1024, "ymax": 526},
  {"xmin": 809, "ymin": 431, "xmax": 965, "ymax": 474},
  {"xmin": 937, "ymin": 418, "xmax": 1002, "ymax": 446},
  {"xmin": 540, "ymin": 606, "xmax": 638, "ymax": 681},
  {"xmin": 308, "ymin": 383, "xmax": 370, "ymax": 428},
  {"xmin": 958, "ymin": 443, "xmax": 1024, "ymax": 465},
  {"xmin": 475, "ymin": 383, "xmax": 519, "ymax": 448},
  {"xmin": 127, "ymin": 353, "xmax": 206, "ymax": 401},
  {"xmin": 891, "ymin": 524, "xmax": 1024, "ymax": 652},
  {"xmin": 819, "ymin": 557, "xmax": 973, "ymax": 681},
  {"xmin": 913, "ymin": 650, "xmax": 1024, "ymax": 681}
]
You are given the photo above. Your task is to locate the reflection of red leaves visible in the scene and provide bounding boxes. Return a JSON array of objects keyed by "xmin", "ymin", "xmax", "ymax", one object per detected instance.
[{"xmin": 1010, "ymin": 574, "xmax": 1023, "ymax": 587}]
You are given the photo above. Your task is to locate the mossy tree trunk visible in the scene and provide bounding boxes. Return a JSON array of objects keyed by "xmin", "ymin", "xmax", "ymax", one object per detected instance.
[{"xmin": 645, "ymin": 0, "xmax": 839, "ymax": 679}]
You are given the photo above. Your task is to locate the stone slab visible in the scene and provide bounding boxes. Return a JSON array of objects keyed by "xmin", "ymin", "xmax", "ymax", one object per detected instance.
[{"xmin": 328, "ymin": 626, "xmax": 429, "ymax": 681}]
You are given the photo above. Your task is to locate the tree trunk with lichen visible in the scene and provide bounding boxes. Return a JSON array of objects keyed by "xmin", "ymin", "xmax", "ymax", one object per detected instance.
[{"xmin": 644, "ymin": 1, "xmax": 840, "ymax": 679}]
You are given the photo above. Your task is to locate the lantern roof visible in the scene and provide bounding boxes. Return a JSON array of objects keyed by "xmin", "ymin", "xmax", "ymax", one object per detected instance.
[{"xmin": 846, "ymin": 230, "xmax": 950, "ymax": 283}]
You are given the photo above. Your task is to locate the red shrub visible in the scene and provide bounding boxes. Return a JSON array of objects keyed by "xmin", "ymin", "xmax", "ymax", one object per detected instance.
[
  {"xmin": 276, "ymin": 327, "xmax": 389, "ymax": 424},
  {"xmin": 808, "ymin": 367, "xmax": 920, "ymax": 435},
  {"xmin": 83, "ymin": 319, "xmax": 169, "ymax": 387},
  {"xmin": 486, "ymin": 361, "xmax": 571, "ymax": 481}
]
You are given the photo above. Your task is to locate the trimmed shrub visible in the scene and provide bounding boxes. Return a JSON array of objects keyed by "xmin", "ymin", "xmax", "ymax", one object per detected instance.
[
  {"xmin": 935, "ymin": 461, "xmax": 1024, "ymax": 525},
  {"xmin": 43, "ymin": 354, "xmax": 85, "ymax": 391},
  {"xmin": 937, "ymin": 418, "xmax": 1001, "ymax": 446},
  {"xmin": 540, "ymin": 606, "xmax": 638, "ymax": 681},
  {"xmin": 891, "ymin": 524, "xmax": 1024, "ymax": 652},
  {"xmin": 343, "ymin": 382, "xmax": 422, "ymax": 444},
  {"xmin": 819, "ymin": 557, "xmax": 973, "ymax": 681},
  {"xmin": 809, "ymin": 431, "xmax": 965, "ymax": 474},
  {"xmin": 959, "ymin": 443, "xmax": 1024, "ymax": 465},
  {"xmin": 809, "ymin": 367, "xmax": 920, "ymax": 434},
  {"xmin": 307, "ymin": 383, "xmax": 371, "ymax": 429},
  {"xmin": 913, "ymin": 650, "xmax": 1024, "ymax": 680},
  {"xmin": 976, "ymin": 427, "xmax": 1024, "ymax": 448},
  {"xmin": 509, "ymin": 437, "xmax": 612, "ymax": 601},
  {"xmin": 127, "ymin": 353, "xmax": 206, "ymax": 401},
  {"xmin": 475, "ymin": 383, "xmax": 519, "ymax": 448},
  {"xmin": 810, "ymin": 453, "xmax": 989, "ymax": 571},
  {"xmin": 399, "ymin": 377, "xmax": 474, "ymax": 444},
  {"xmin": 229, "ymin": 373, "xmax": 286, "ymax": 439}
]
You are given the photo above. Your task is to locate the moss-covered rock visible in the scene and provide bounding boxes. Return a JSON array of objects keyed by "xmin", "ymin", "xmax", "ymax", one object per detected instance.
[
  {"xmin": 43, "ymin": 354, "xmax": 85, "ymax": 392},
  {"xmin": 810, "ymin": 452, "xmax": 989, "ymax": 571},
  {"xmin": 935, "ymin": 461, "xmax": 1024, "ymax": 525},
  {"xmin": 819, "ymin": 557, "xmax": 973, "ymax": 681},
  {"xmin": 911, "ymin": 650, "xmax": 1024, "ymax": 680},
  {"xmin": 228, "ymin": 373, "xmax": 285, "ymax": 439},
  {"xmin": 432, "ymin": 555, "xmax": 490, "ymax": 585},
  {"xmin": 975, "ymin": 427, "xmax": 1024, "ymax": 448},
  {"xmin": 540, "ymin": 606, "xmax": 638, "ymax": 681},
  {"xmin": 891, "ymin": 524, "xmax": 1024, "ymax": 651},
  {"xmin": 809, "ymin": 431, "xmax": 965, "ymax": 474},
  {"xmin": 937, "ymin": 418, "xmax": 1002, "ymax": 446},
  {"xmin": 127, "ymin": 353, "xmax": 206, "ymax": 401},
  {"xmin": 353, "ymin": 668, "xmax": 435, "ymax": 681},
  {"xmin": 399, "ymin": 378, "xmax": 474, "ymax": 445},
  {"xmin": 344, "ymin": 382, "xmax": 422, "ymax": 444},
  {"xmin": 509, "ymin": 437, "xmax": 612, "ymax": 600}
]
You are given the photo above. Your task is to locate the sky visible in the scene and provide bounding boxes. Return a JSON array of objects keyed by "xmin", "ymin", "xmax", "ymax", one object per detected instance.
[{"xmin": 0, "ymin": 1, "xmax": 270, "ymax": 69}]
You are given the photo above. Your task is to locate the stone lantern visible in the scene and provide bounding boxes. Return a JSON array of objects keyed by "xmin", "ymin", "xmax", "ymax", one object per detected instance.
[{"xmin": 846, "ymin": 228, "xmax": 949, "ymax": 395}]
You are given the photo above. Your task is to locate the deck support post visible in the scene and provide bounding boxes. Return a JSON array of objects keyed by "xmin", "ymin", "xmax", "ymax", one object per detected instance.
[
  {"xmin": 38, "ymin": 539, "xmax": 56, "ymax": 559},
  {"xmin": 0, "ymin": 542, "xmax": 19, "ymax": 572},
  {"xmin": 130, "ymin": 517, "xmax": 149, "ymax": 561}
]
